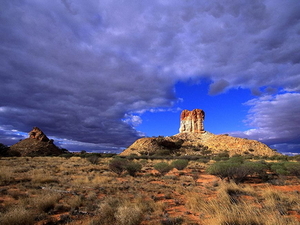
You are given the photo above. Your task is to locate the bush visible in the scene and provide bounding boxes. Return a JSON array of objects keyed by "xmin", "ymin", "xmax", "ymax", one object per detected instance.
[
  {"xmin": 284, "ymin": 162, "xmax": 300, "ymax": 177},
  {"xmin": 171, "ymin": 159, "xmax": 189, "ymax": 170},
  {"xmin": 109, "ymin": 158, "xmax": 128, "ymax": 175},
  {"xmin": 115, "ymin": 205, "xmax": 143, "ymax": 225},
  {"xmin": 270, "ymin": 163, "xmax": 288, "ymax": 176},
  {"xmin": 87, "ymin": 155, "xmax": 100, "ymax": 164},
  {"xmin": 0, "ymin": 143, "xmax": 9, "ymax": 156},
  {"xmin": 286, "ymin": 162, "xmax": 300, "ymax": 175},
  {"xmin": 154, "ymin": 162, "xmax": 173, "ymax": 175},
  {"xmin": 125, "ymin": 161, "xmax": 142, "ymax": 177},
  {"xmin": 207, "ymin": 160, "xmax": 269, "ymax": 183}
]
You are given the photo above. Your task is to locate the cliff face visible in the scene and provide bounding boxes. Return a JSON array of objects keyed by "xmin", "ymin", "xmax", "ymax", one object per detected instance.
[
  {"xmin": 179, "ymin": 109, "xmax": 205, "ymax": 133},
  {"xmin": 9, "ymin": 127, "xmax": 67, "ymax": 156}
]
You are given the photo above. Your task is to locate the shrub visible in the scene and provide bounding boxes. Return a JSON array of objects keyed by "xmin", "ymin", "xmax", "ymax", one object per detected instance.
[
  {"xmin": 33, "ymin": 193, "xmax": 61, "ymax": 213},
  {"xmin": 284, "ymin": 162, "xmax": 300, "ymax": 177},
  {"xmin": 115, "ymin": 205, "xmax": 143, "ymax": 225},
  {"xmin": 212, "ymin": 151, "xmax": 230, "ymax": 161},
  {"xmin": 154, "ymin": 162, "xmax": 173, "ymax": 175},
  {"xmin": 207, "ymin": 160, "xmax": 269, "ymax": 183},
  {"xmin": 87, "ymin": 155, "xmax": 100, "ymax": 164},
  {"xmin": 171, "ymin": 159, "xmax": 189, "ymax": 170},
  {"xmin": 91, "ymin": 197, "xmax": 146, "ymax": 225},
  {"xmin": 92, "ymin": 197, "xmax": 121, "ymax": 225},
  {"xmin": 270, "ymin": 163, "xmax": 288, "ymax": 176},
  {"xmin": 109, "ymin": 158, "xmax": 128, "ymax": 175},
  {"xmin": 125, "ymin": 161, "xmax": 142, "ymax": 177},
  {"xmin": 0, "ymin": 143, "xmax": 9, "ymax": 156}
]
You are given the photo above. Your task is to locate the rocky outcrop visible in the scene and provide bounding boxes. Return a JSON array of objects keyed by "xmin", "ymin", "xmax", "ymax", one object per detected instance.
[
  {"xmin": 120, "ymin": 109, "xmax": 280, "ymax": 157},
  {"xmin": 179, "ymin": 109, "xmax": 205, "ymax": 133},
  {"xmin": 9, "ymin": 127, "xmax": 67, "ymax": 156},
  {"xmin": 120, "ymin": 132, "xmax": 280, "ymax": 157},
  {"xmin": 29, "ymin": 127, "xmax": 50, "ymax": 142}
]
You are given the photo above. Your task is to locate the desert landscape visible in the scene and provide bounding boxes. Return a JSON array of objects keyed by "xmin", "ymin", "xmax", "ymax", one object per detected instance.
[
  {"xmin": 1, "ymin": 110, "xmax": 300, "ymax": 224},
  {"xmin": 0, "ymin": 154, "xmax": 300, "ymax": 225}
]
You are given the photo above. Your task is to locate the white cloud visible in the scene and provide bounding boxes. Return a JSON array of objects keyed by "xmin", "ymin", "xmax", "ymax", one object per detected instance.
[{"xmin": 230, "ymin": 93, "xmax": 300, "ymax": 153}]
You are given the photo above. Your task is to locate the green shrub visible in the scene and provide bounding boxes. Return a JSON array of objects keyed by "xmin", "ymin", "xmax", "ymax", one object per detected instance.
[
  {"xmin": 207, "ymin": 160, "xmax": 269, "ymax": 183},
  {"xmin": 171, "ymin": 159, "xmax": 189, "ymax": 170},
  {"xmin": 155, "ymin": 149, "xmax": 171, "ymax": 156},
  {"xmin": 154, "ymin": 162, "xmax": 173, "ymax": 175},
  {"xmin": 125, "ymin": 161, "xmax": 142, "ymax": 177},
  {"xmin": 109, "ymin": 158, "xmax": 128, "ymax": 175},
  {"xmin": 270, "ymin": 163, "xmax": 288, "ymax": 176},
  {"xmin": 284, "ymin": 162, "xmax": 300, "ymax": 177},
  {"xmin": 87, "ymin": 155, "xmax": 100, "ymax": 164}
]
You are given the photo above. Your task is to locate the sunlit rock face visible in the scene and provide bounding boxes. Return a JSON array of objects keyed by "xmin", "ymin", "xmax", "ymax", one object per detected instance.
[
  {"xmin": 29, "ymin": 127, "xmax": 50, "ymax": 142},
  {"xmin": 179, "ymin": 109, "xmax": 205, "ymax": 133}
]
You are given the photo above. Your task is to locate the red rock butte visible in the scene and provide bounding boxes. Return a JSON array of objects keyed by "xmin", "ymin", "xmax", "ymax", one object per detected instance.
[
  {"xmin": 120, "ymin": 108, "xmax": 280, "ymax": 157},
  {"xmin": 179, "ymin": 109, "xmax": 205, "ymax": 133}
]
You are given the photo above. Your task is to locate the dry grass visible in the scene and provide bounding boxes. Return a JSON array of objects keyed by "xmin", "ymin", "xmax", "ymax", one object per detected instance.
[
  {"xmin": 0, "ymin": 206, "xmax": 34, "ymax": 225},
  {"xmin": 0, "ymin": 156, "xmax": 299, "ymax": 224},
  {"xmin": 186, "ymin": 181, "xmax": 300, "ymax": 225}
]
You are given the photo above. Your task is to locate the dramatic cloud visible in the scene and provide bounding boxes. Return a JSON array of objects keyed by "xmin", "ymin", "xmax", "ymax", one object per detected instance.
[
  {"xmin": 231, "ymin": 93, "xmax": 300, "ymax": 154},
  {"xmin": 0, "ymin": 0, "xmax": 299, "ymax": 151}
]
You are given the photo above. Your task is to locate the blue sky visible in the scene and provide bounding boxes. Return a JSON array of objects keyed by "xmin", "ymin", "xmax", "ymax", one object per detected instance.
[
  {"xmin": 136, "ymin": 81, "xmax": 252, "ymax": 137},
  {"xmin": 1, "ymin": 1, "xmax": 300, "ymax": 154}
]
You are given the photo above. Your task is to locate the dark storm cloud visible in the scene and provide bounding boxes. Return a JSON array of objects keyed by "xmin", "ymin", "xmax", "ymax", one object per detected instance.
[{"xmin": 0, "ymin": 0, "xmax": 300, "ymax": 151}]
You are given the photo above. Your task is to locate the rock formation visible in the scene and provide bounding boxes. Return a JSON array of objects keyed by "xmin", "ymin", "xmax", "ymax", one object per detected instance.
[
  {"xmin": 120, "ymin": 109, "xmax": 280, "ymax": 157},
  {"xmin": 29, "ymin": 127, "xmax": 50, "ymax": 142},
  {"xmin": 9, "ymin": 127, "xmax": 67, "ymax": 156},
  {"xmin": 179, "ymin": 109, "xmax": 205, "ymax": 133}
]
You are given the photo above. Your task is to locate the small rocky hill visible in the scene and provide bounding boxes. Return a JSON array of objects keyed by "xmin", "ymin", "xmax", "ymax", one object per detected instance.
[
  {"xmin": 120, "ymin": 131, "xmax": 279, "ymax": 157},
  {"xmin": 9, "ymin": 127, "xmax": 67, "ymax": 156},
  {"xmin": 120, "ymin": 109, "xmax": 280, "ymax": 157}
]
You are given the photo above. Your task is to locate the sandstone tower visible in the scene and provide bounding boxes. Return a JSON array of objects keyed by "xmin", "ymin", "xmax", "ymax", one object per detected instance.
[{"xmin": 179, "ymin": 109, "xmax": 205, "ymax": 133}]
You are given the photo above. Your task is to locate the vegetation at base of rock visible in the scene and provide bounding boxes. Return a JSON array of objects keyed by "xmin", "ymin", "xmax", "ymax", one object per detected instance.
[
  {"xmin": 171, "ymin": 159, "xmax": 189, "ymax": 170},
  {"xmin": 87, "ymin": 155, "xmax": 100, "ymax": 164},
  {"xmin": 125, "ymin": 161, "xmax": 143, "ymax": 176},
  {"xmin": 0, "ymin": 143, "xmax": 10, "ymax": 156},
  {"xmin": 108, "ymin": 157, "xmax": 128, "ymax": 175},
  {"xmin": 108, "ymin": 157, "xmax": 142, "ymax": 176},
  {"xmin": 270, "ymin": 162, "xmax": 300, "ymax": 177},
  {"xmin": 154, "ymin": 162, "xmax": 173, "ymax": 175},
  {"xmin": 207, "ymin": 158, "xmax": 300, "ymax": 183},
  {"xmin": 207, "ymin": 158, "xmax": 269, "ymax": 183}
]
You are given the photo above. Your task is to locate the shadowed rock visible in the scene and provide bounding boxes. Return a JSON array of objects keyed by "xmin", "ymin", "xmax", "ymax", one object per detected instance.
[{"xmin": 9, "ymin": 127, "xmax": 67, "ymax": 156}]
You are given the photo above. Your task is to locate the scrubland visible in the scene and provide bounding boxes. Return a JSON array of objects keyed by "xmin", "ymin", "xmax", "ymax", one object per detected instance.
[{"xmin": 0, "ymin": 155, "xmax": 299, "ymax": 225}]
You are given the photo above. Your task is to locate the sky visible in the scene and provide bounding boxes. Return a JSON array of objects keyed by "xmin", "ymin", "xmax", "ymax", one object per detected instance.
[{"xmin": 1, "ymin": 0, "xmax": 300, "ymax": 155}]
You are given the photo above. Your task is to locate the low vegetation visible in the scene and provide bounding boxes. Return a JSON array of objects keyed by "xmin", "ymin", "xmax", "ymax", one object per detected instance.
[{"xmin": 0, "ymin": 154, "xmax": 299, "ymax": 224}]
